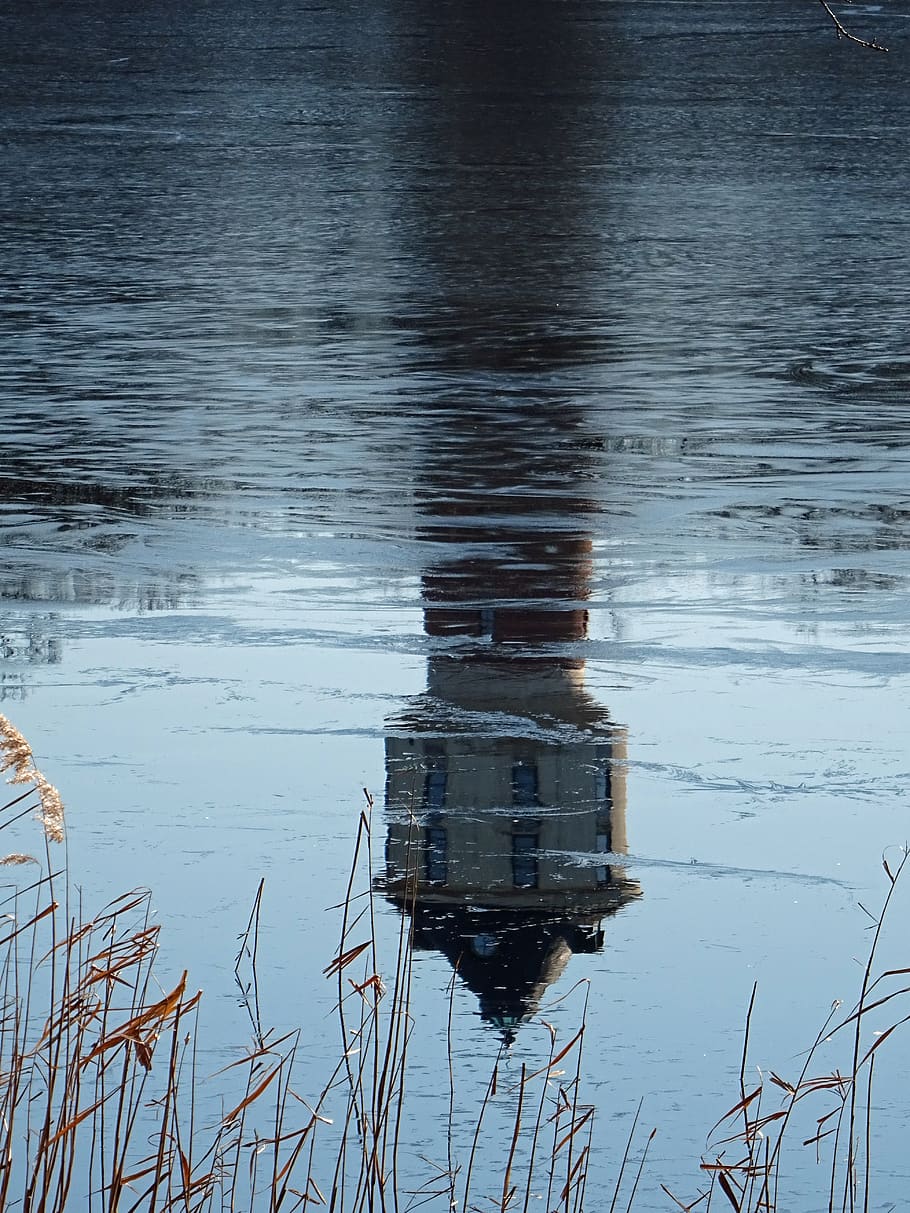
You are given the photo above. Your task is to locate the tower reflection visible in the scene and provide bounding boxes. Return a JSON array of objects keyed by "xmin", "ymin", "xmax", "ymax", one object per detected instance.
[
  {"xmin": 381, "ymin": 402, "xmax": 640, "ymax": 1041},
  {"xmin": 376, "ymin": 0, "xmax": 636, "ymax": 1036}
]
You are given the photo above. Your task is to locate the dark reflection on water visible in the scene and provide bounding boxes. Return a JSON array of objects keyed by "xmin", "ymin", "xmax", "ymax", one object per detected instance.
[
  {"xmin": 1, "ymin": 0, "xmax": 910, "ymax": 872},
  {"xmin": 0, "ymin": 467, "xmax": 203, "ymax": 666}
]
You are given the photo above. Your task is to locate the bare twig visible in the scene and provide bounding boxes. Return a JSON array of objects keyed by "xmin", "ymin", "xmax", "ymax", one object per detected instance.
[{"xmin": 817, "ymin": 0, "xmax": 888, "ymax": 51}]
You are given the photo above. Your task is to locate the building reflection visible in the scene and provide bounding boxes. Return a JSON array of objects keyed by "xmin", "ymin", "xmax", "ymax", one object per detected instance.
[
  {"xmin": 365, "ymin": 0, "xmax": 640, "ymax": 1039},
  {"xmin": 0, "ymin": 571, "xmax": 199, "ymax": 675},
  {"xmin": 0, "ymin": 469, "xmax": 208, "ymax": 673},
  {"xmin": 381, "ymin": 405, "xmax": 640, "ymax": 1041}
]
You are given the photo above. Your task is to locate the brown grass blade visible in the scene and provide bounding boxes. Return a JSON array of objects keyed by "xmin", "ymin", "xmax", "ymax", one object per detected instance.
[
  {"xmin": 349, "ymin": 974, "xmax": 383, "ymax": 997},
  {"xmin": 134, "ymin": 1037, "xmax": 154, "ymax": 1071},
  {"xmin": 554, "ymin": 1107, "xmax": 594, "ymax": 1154},
  {"xmin": 709, "ymin": 1085, "xmax": 762, "ymax": 1138},
  {"xmin": 768, "ymin": 1072, "xmax": 795, "ymax": 1095},
  {"xmin": 525, "ymin": 1029, "xmax": 583, "ymax": 1083},
  {"xmin": 46, "ymin": 1098, "xmax": 105, "ymax": 1146},
  {"xmin": 304, "ymin": 1176, "xmax": 326, "ymax": 1204},
  {"xmin": 804, "ymin": 1126, "xmax": 839, "ymax": 1148},
  {"xmin": 0, "ymin": 901, "xmax": 57, "ymax": 947},
  {"xmin": 660, "ymin": 1184, "xmax": 710, "ymax": 1211},
  {"xmin": 857, "ymin": 1017, "xmax": 910, "ymax": 1071},
  {"xmin": 322, "ymin": 941, "xmax": 371, "ymax": 979},
  {"xmin": 717, "ymin": 1170, "xmax": 743, "ymax": 1211},
  {"xmin": 557, "ymin": 1145, "xmax": 588, "ymax": 1202},
  {"xmin": 113, "ymin": 1163, "xmax": 161, "ymax": 1189},
  {"xmin": 222, "ymin": 1063, "xmax": 282, "ymax": 1125}
]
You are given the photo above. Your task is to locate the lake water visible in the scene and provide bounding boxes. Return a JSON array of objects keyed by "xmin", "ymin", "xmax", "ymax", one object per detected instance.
[{"xmin": 3, "ymin": 0, "xmax": 910, "ymax": 1207}]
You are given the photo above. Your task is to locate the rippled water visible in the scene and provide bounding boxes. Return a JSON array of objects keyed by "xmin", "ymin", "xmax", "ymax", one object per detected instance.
[{"xmin": 2, "ymin": 0, "xmax": 910, "ymax": 1205}]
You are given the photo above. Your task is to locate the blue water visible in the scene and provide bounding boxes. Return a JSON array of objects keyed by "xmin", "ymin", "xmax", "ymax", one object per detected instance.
[{"xmin": 2, "ymin": 1, "xmax": 910, "ymax": 1206}]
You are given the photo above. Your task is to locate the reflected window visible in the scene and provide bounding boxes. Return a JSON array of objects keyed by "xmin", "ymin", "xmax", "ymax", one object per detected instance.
[
  {"xmin": 511, "ymin": 832, "xmax": 539, "ymax": 889},
  {"xmin": 511, "ymin": 764, "xmax": 539, "ymax": 808},
  {"xmin": 471, "ymin": 933, "xmax": 499, "ymax": 958},
  {"xmin": 596, "ymin": 818, "xmax": 612, "ymax": 888},
  {"xmin": 595, "ymin": 765, "xmax": 613, "ymax": 806},
  {"xmin": 384, "ymin": 834, "xmax": 396, "ymax": 882},
  {"xmin": 423, "ymin": 769, "xmax": 447, "ymax": 812},
  {"xmin": 424, "ymin": 826, "xmax": 448, "ymax": 885}
]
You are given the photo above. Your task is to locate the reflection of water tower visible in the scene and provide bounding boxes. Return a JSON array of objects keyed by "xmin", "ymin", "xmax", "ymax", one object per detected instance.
[
  {"xmin": 383, "ymin": 488, "xmax": 640, "ymax": 1039},
  {"xmin": 371, "ymin": 0, "xmax": 636, "ymax": 1038}
]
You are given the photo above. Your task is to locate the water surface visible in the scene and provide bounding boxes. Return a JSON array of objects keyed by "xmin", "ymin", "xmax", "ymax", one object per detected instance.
[{"xmin": 2, "ymin": 0, "xmax": 910, "ymax": 1205}]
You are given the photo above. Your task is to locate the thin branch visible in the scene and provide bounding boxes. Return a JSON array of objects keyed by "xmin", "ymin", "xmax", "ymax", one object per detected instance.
[{"xmin": 817, "ymin": 0, "xmax": 888, "ymax": 51}]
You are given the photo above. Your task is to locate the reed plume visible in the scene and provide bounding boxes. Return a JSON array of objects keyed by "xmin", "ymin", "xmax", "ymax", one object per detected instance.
[{"xmin": 0, "ymin": 711, "xmax": 65, "ymax": 843}]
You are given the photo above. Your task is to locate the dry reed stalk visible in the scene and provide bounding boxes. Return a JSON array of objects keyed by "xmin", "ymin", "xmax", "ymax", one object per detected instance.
[
  {"xmin": 662, "ymin": 846, "xmax": 910, "ymax": 1213},
  {"xmin": 322, "ymin": 792, "xmax": 419, "ymax": 1213},
  {"xmin": 0, "ymin": 721, "xmax": 296, "ymax": 1213}
]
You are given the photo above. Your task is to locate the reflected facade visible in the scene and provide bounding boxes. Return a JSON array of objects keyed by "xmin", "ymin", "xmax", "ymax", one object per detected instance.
[{"xmin": 382, "ymin": 400, "xmax": 640, "ymax": 1040}]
